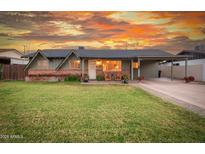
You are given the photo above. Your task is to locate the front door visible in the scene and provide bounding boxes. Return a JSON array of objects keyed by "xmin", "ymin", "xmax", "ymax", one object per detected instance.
[{"xmin": 88, "ymin": 60, "xmax": 96, "ymax": 79}]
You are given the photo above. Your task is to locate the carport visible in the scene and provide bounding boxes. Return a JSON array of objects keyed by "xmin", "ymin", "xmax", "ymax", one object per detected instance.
[{"xmin": 133, "ymin": 55, "xmax": 190, "ymax": 80}]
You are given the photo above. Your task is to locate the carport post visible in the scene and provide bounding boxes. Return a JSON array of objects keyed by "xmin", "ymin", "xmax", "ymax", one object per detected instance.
[
  {"xmin": 171, "ymin": 59, "xmax": 173, "ymax": 81},
  {"xmin": 185, "ymin": 58, "xmax": 188, "ymax": 78},
  {"xmin": 131, "ymin": 59, "xmax": 133, "ymax": 80},
  {"xmin": 81, "ymin": 59, "xmax": 84, "ymax": 77},
  {"xmin": 138, "ymin": 58, "xmax": 141, "ymax": 79}
]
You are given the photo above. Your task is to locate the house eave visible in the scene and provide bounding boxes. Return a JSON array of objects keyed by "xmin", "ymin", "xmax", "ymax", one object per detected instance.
[
  {"xmin": 55, "ymin": 50, "xmax": 79, "ymax": 71},
  {"xmin": 24, "ymin": 49, "xmax": 46, "ymax": 71}
]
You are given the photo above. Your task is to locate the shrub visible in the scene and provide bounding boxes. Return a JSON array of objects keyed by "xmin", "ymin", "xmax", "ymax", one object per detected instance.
[
  {"xmin": 188, "ymin": 76, "xmax": 195, "ymax": 82},
  {"xmin": 96, "ymin": 75, "xmax": 105, "ymax": 81},
  {"xmin": 64, "ymin": 74, "xmax": 81, "ymax": 82},
  {"xmin": 184, "ymin": 76, "xmax": 195, "ymax": 83}
]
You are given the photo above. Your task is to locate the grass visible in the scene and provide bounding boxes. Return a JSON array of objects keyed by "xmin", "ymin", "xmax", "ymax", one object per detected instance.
[{"xmin": 0, "ymin": 81, "xmax": 205, "ymax": 143}]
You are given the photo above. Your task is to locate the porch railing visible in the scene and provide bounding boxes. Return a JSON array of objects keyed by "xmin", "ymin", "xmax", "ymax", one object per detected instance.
[{"xmin": 104, "ymin": 71, "xmax": 122, "ymax": 81}]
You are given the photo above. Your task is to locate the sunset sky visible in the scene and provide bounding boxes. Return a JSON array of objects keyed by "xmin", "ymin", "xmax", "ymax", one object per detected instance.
[{"xmin": 0, "ymin": 11, "xmax": 205, "ymax": 54}]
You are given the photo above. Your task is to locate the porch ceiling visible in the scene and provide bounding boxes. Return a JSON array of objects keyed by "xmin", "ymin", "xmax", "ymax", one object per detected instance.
[{"xmin": 138, "ymin": 55, "xmax": 190, "ymax": 61}]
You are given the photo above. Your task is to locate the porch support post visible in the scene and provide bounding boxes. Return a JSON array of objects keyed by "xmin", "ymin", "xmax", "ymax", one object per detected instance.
[
  {"xmin": 138, "ymin": 58, "xmax": 141, "ymax": 79},
  {"xmin": 81, "ymin": 58, "xmax": 84, "ymax": 77},
  {"xmin": 171, "ymin": 59, "xmax": 173, "ymax": 81},
  {"xmin": 185, "ymin": 58, "xmax": 188, "ymax": 78},
  {"xmin": 131, "ymin": 59, "xmax": 134, "ymax": 80}
]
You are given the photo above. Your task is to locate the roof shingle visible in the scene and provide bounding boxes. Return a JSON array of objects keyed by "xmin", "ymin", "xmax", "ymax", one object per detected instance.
[{"xmin": 22, "ymin": 49, "xmax": 174, "ymax": 59}]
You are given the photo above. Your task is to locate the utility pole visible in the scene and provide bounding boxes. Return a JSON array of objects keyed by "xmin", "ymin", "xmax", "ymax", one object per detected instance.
[
  {"xmin": 135, "ymin": 41, "xmax": 139, "ymax": 49},
  {"xmin": 28, "ymin": 42, "xmax": 31, "ymax": 52},
  {"xmin": 125, "ymin": 41, "xmax": 128, "ymax": 50},
  {"xmin": 23, "ymin": 45, "xmax": 26, "ymax": 55}
]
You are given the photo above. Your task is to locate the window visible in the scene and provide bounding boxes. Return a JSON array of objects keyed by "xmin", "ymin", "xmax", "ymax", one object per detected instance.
[
  {"xmin": 69, "ymin": 60, "xmax": 80, "ymax": 69},
  {"xmin": 102, "ymin": 60, "xmax": 121, "ymax": 72}
]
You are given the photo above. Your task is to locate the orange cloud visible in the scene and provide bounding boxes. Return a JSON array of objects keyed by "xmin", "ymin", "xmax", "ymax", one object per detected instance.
[{"xmin": 0, "ymin": 11, "xmax": 205, "ymax": 53}]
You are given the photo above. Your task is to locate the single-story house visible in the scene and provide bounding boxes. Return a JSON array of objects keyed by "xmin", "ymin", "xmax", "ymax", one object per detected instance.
[
  {"xmin": 22, "ymin": 48, "xmax": 189, "ymax": 81},
  {"xmin": 0, "ymin": 49, "xmax": 29, "ymax": 80}
]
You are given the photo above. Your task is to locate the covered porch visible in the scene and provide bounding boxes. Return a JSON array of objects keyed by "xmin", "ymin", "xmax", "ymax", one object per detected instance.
[{"xmin": 81, "ymin": 58, "xmax": 140, "ymax": 81}]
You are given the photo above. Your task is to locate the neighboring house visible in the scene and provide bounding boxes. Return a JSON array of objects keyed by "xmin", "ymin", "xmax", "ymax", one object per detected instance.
[
  {"xmin": 23, "ymin": 48, "xmax": 188, "ymax": 81},
  {"xmin": 0, "ymin": 49, "xmax": 29, "ymax": 65},
  {"xmin": 160, "ymin": 47, "xmax": 205, "ymax": 81},
  {"xmin": 178, "ymin": 50, "xmax": 205, "ymax": 60},
  {"xmin": 0, "ymin": 49, "xmax": 29, "ymax": 80}
]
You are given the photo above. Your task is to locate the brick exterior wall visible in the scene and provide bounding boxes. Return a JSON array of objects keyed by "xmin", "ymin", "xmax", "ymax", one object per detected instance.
[{"xmin": 27, "ymin": 69, "xmax": 82, "ymax": 81}]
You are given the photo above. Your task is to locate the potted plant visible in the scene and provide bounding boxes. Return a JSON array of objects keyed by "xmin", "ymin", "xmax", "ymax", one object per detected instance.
[
  {"xmin": 184, "ymin": 77, "xmax": 189, "ymax": 83},
  {"xmin": 82, "ymin": 74, "xmax": 89, "ymax": 82},
  {"xmin": 139, "ymin": 75, "xmax": 144, "ymax": 81},
  {"xmin": 122, "ymin": 74, "xmax": 129, "ymax": 84},
  {"xmin": 188, "ymin": 76, "xmax": 195, "ymax": 82},
  {"xmin": 184, "ymin": 76, "xmax": 195, "ymax": 83}
]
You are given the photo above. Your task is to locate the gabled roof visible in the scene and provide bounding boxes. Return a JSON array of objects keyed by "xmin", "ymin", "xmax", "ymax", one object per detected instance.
[
  {"xmin": 178, "ymin": 50, "xmax": 205, "ymax": 55},
  {"xmin": 38, "ymin": 49, "xmax": 70, "ymax": 58},
  {"xmin": 22, "ymin": 52, "xmax": 36, "ymax": 58},
  {"xmin": 56, "ymin": 50, "xmax": 78, "ymax": 70},
  {"xmin": 76, "ymin": 49, "xmax": 173, "ymax": 58},
  {"xmin": 22, "ymin": 49, "xmax": 70, "ymax": 58},
  {"xmin": 0, "ymin": 48, "xmax": 23, "ymax": 56},
  {"xmin": 24, "ymin": 50, "xmax": 48, "ymax": 70},
  {"xmin": 22, "ymin": 48, "xmax": 174, "ymax": 59}
]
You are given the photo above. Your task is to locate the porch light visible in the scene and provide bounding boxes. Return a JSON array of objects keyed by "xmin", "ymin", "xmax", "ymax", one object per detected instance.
[
  {"xmin": 115, "ymin": 65, "xmax": 119, "ymax": 69},
  {"xmin": 96, "ymin": 60, "xmax": 102, "ymax": 66},
  {"xmin": 76, "ymin": 60, "xmax": 80, "ymax": 63},
  {"xmin": 133, "ymin": 62, "xmax": 139, "ymax": 69}
]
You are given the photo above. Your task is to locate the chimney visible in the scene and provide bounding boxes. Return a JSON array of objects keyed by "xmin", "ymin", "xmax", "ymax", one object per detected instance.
[{"xmin": 78, "ymin": 46, "xmax": 85, "ymax": 50}]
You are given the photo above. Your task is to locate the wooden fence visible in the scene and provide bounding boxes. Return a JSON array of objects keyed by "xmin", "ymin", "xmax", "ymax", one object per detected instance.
[{"xmin": 2, "ymin": 64, "xmax": 27, "ymax": 80}]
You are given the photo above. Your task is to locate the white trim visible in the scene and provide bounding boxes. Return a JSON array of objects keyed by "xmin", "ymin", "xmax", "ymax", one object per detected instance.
[
  {"xmin": 138, "ymin": 58, "xmax": 141, "ymax": 78},
  {"xmin": 56, "ymin": 51, "xmax": 77, "ymax": 70},
  {"xmin": 81, "ymin": 59, "xmax": 85, "ymax": 75},
  {"xmin": 131, "ymin": 59, "xmax": 133, "ymax": 80},
  {"xmin": 24, "ymin": 49, "xmax": 48, "ymax": 71}
]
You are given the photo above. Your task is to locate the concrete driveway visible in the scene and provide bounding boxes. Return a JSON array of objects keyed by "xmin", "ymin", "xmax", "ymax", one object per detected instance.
[{"xmin": 131, "ymin": 78, "xmax": 205, "ymax": 116}]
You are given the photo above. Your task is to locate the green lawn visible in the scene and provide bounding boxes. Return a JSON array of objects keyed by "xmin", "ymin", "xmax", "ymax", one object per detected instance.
[{"xmin": 0, "ymin": 81, "xmax": 205, "ymax": 143}]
